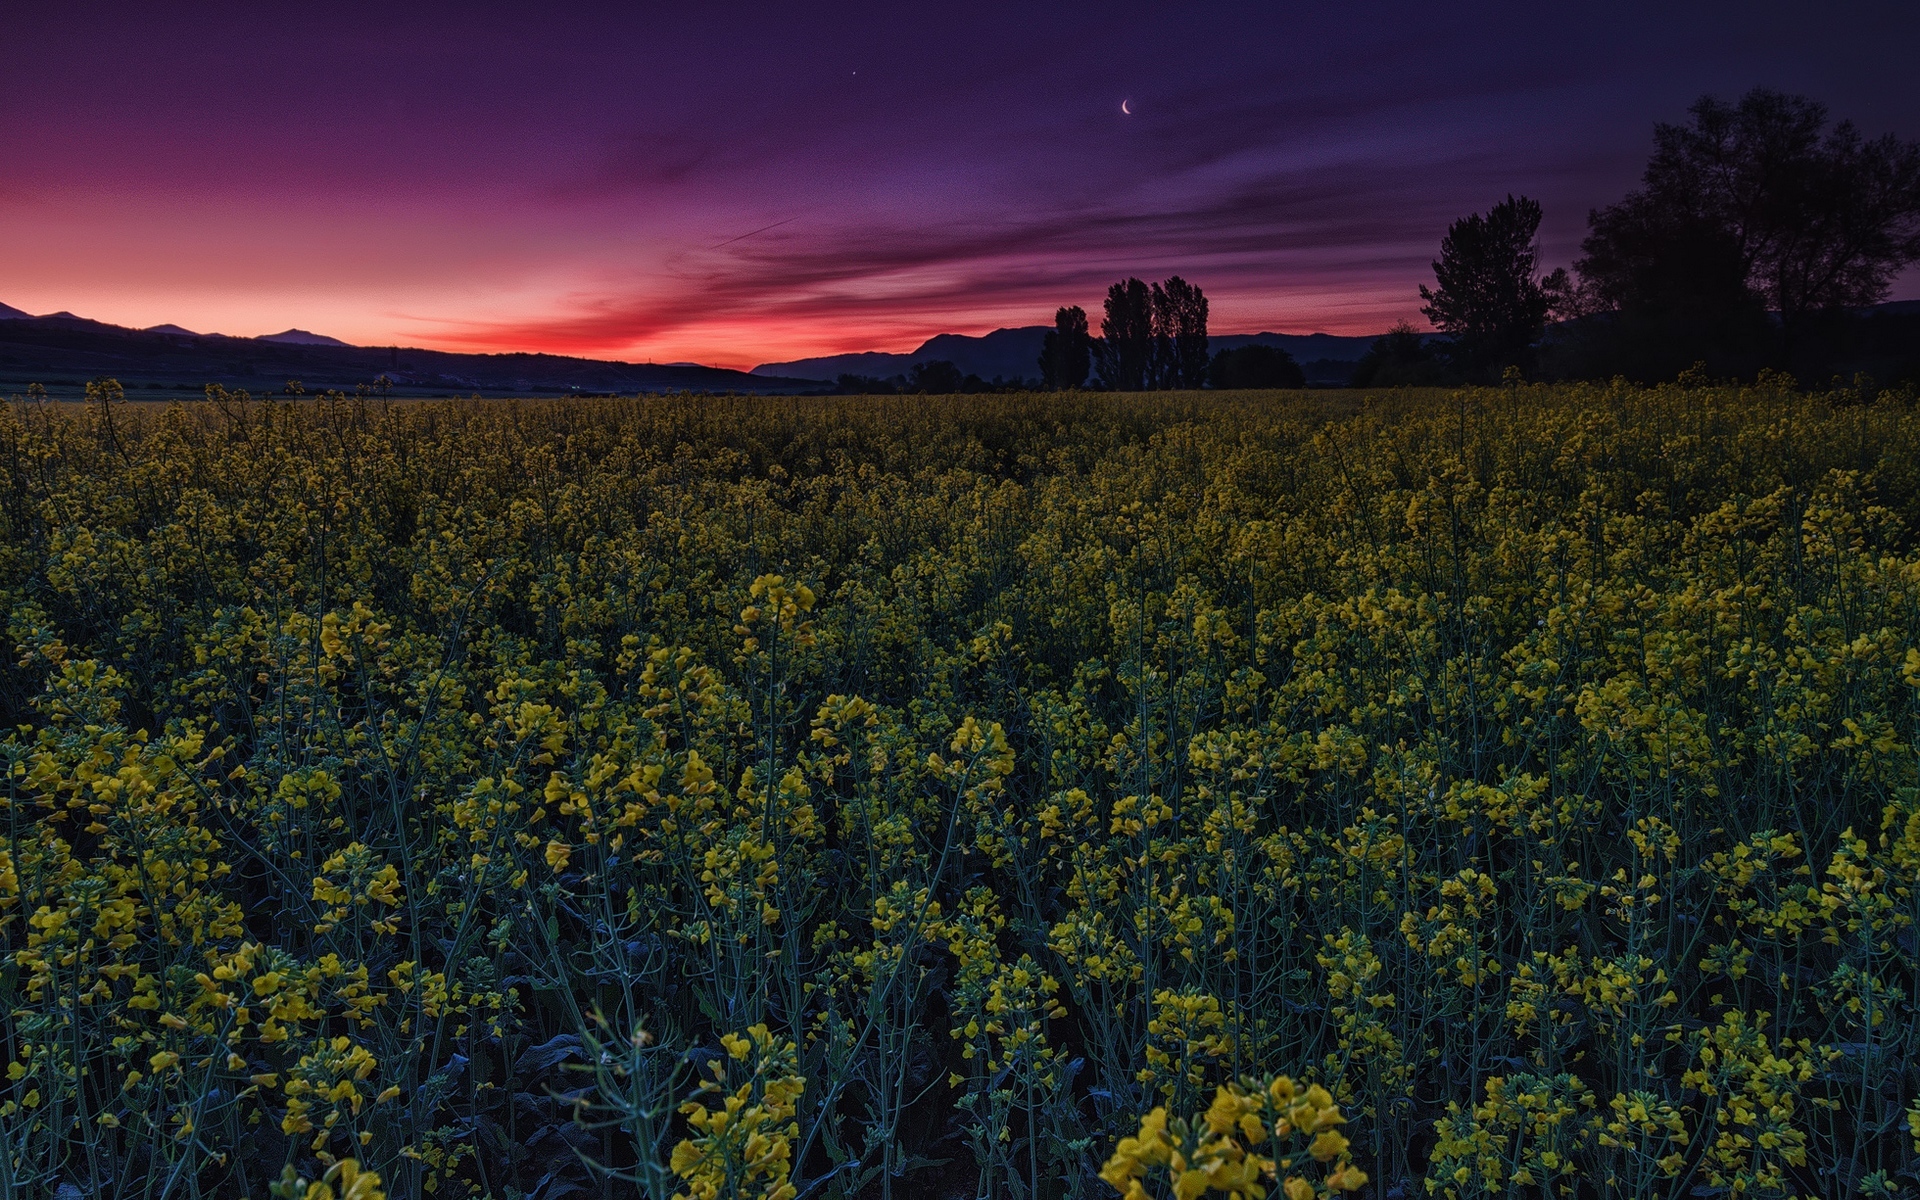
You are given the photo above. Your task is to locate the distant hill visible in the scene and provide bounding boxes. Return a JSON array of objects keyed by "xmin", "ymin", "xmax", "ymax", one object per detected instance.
[
  {"xmin": 260, "ymin": 328, "xmax": 351, "ymax": 347},
  {"xmin": 751, "ymin": 327, "xmax": 1050, "ymax": 385},
  {"xmin": 0, "ymin": 306, "xmax": 823, "ymax": 396},
  {"xmin": 752, "ymin": 327, "xmax": 1388, "ymax": 383}
]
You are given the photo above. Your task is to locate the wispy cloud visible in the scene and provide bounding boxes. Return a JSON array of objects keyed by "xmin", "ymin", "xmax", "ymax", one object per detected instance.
[{"xmin": 413, "ymin": 149, "xmax": 1495, "ymax": 361}]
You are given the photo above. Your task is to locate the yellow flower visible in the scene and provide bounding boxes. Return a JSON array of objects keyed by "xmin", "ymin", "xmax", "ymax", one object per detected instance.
[{"xmin": 1310, "ymin": 1130, "xmax": 1349, "ymax": 1162}]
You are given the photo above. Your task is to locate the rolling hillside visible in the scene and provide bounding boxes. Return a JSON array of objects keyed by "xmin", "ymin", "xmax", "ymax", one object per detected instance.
[{"xmin": 0, "ymin": 309, "xmax": 820, "ymax": 396}]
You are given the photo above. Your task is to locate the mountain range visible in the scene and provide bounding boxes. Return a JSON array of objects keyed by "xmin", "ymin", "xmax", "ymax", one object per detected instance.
[
  {"xmin": 0, "ymin": 305, "xmax": 820, "ymax": 396},
  {"xmin": 0, "ymin": 301, "xmax": 1401, "ymax": 396}
]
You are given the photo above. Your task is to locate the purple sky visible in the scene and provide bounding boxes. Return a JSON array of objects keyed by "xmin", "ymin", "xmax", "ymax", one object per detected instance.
[{"xmin": 5, "ymin": 1, "xmax": 1918, "ymax": 367}]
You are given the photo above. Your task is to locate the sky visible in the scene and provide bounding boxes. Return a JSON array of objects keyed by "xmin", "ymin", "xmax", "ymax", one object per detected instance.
[{"xmin": 5, "ymin": 2, "xmax": 1920, "ymax": 370}]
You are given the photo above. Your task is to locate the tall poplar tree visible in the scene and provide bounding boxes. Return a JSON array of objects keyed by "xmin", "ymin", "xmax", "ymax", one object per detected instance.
[
  {"xmin": 1039, "ymin": 305, "xmax": 1092, "ymax": 389},
  {"xmin": 1151, "ymin": 276, "xmax": 1210, "ymax": 388},
  {"xmin": 1094, "ymin": 278, "xmax": 1154, "ymax": 390}
]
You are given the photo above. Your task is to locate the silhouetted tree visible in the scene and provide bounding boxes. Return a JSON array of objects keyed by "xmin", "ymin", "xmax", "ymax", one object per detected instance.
[
  {"xmin": 1349, "ymin": 323, "xmax": 1447, "ymax": 388},
  {"xmin": 1093, "ymin": 278, "xmax": 1155, "ymax": 390},
  {"xmin": 1563, "ymin": 201, "xmax": 1769, "ymax": 380},
  {"xmin": 1039, "ymin": 305, "xmax": 1092, "ymax": 389},
  {"xmin": 1207, "ymin": 344, "xmax": 1304, "ymax": 389},
  {"xmin": 906, "ymin": 360, "xmax": 965, "ymax": 393},
  {"xmin": 1577, "ymin": 88, "xmax": 1920, "ymax": 367},
  {"xmin": 1420, "ymin": 195, "xmax": 1552, "ymax": 377},
  {"xmin": 834, "ymin": 373, "xmax": 897, "ymax": 394},
  {"xmin": 1151, "ymin": 276, "xmax": 1210, "ymax": 388}
]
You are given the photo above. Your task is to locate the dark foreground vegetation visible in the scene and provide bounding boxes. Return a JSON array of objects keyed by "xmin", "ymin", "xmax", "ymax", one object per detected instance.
[{"xmin": 5, "ymin": 382, "xmax": 1920, "ymax": 1198}]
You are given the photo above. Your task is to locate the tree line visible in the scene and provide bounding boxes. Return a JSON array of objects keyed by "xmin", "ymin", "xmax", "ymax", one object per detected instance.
[
  {"xmin": 1029, "ymin": 88, "xmax": 1920, "ymax": 391},
  {"xmin": 1037, "ymin": 277, "xmax": 1307, "ymax": 390},
  {"xmin": 1404, "ymin": 88, "xmax": 1920, "ymax": 385}
]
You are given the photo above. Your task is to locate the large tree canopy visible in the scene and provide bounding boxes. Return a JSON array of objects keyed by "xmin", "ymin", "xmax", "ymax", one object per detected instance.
[
  {"xmin": 1419, "ymin": 195, "xmax": 1552, "ymax": 375},
  {"xmin": 1580, "ymin": 89, "xmax": 1920, "ymax": 341}
]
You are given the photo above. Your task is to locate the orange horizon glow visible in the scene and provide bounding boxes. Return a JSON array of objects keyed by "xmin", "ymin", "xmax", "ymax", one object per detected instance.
[{"xmin": 0, "ymin": 257, "xmax": 1437, "ymax": 371}]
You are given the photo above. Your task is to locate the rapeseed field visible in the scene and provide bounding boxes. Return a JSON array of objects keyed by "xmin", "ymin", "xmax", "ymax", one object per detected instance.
[{"xmin": 3, "ymin": 379, "xmax": 1917, "ymax": 1198}]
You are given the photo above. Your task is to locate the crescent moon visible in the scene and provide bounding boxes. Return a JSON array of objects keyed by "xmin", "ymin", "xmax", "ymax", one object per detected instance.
[{"xmin": 1121, "ymin": 98, "xmax": 1132, "ymax": 115}]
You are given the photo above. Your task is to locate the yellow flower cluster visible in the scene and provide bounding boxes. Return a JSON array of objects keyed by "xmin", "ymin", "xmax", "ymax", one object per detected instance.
[
  {"xmin": 4, "ymin": 379, "xmax": 1920, "ymax": 1195},
  {"xmin": 1100, "ymin": 1076, "xmax": 1367, "ymax": 1199},
  {"xmin": 669, "ymin": 1024, "xmax": 804, "ymax": 1200},
  {"xmin": 269, "ymin": 1158, "xmax": 387, "ymax": 1200}
]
